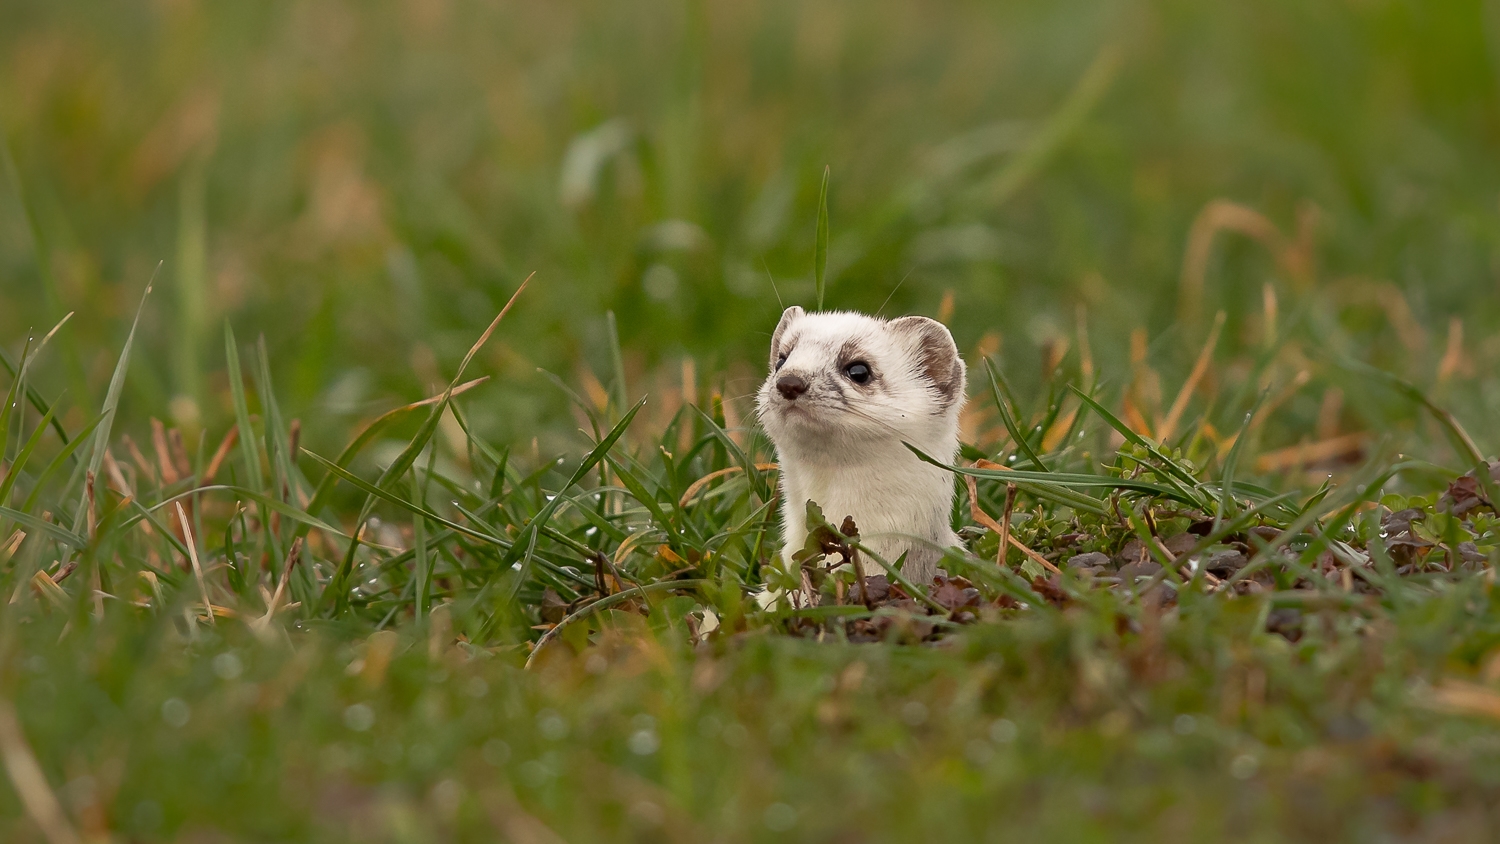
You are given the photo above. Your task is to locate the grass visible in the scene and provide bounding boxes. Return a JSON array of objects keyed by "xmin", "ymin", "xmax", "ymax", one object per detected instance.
[{"xmin": 3, "ymin": 0, "xmax": 1500, "ymax": 841}]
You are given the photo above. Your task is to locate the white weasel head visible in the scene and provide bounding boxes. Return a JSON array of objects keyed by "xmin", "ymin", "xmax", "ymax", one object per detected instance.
[{"xmin": 755, "ymin": 307, "xmax": 966, "ymax": 456}]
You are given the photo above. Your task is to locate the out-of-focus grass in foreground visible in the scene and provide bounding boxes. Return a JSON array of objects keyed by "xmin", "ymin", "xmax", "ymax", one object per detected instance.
[{"xmin": 4, "ymin": 1, "xmax": 1500, "ymax": 841}]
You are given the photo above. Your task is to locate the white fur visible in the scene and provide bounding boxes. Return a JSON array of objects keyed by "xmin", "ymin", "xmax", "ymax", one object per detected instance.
[{"xmin": 756, "ymin": 309, "xmax": 966, "ymax": 584}]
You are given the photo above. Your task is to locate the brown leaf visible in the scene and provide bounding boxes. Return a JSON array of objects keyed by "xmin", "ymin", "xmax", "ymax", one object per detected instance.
[
  {"xmin": 539, "ymin": 589, "xmax": 569, "ymax": 624},
  {"xmin": 860, "ymin": 575, "xmax": 891, "ymax": 605},
  {"xmin": 1029, "ymin": 575, "xmax": 1070, "ymax": 608},
  {"xmin": 930, "ymin": 575, "xmax": 981, "ymax": 612},
  {"xmin": 1439, "ymin": 462, "xmax": 1500, "ymax": 516}
]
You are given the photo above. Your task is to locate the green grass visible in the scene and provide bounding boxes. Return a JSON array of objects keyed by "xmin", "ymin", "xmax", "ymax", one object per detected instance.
[{"xmin": 4, "ymin": 0, "xmax": 1500, "ymax": 841}]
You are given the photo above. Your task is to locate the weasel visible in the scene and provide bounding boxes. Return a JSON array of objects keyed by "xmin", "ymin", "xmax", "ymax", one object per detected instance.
[{"xmin": 756, "ymin": 306, "xmax": 967, "ymax": 585}]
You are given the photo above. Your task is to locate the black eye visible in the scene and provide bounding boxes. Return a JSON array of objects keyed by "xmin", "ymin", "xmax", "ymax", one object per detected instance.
[
  {"xmin": 844, "ymin": 362, "xmax": 871, "ymax": 384},
  {"xmin": 775, "ymin": 354, "xmax": 787, "ymax": 371}
]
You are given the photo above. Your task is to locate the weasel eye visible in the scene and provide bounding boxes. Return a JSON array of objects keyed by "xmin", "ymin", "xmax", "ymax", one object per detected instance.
[
  {"xmin": 844, "ymin": 362, "xmax": 872, "ymax": 384},
  {"xmin": 775, "ymin": 354, "xmax": 788, "ymax": 371}
]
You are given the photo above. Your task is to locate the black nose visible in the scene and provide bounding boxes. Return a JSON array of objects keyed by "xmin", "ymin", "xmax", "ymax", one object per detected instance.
[{"xmin": 776, "ymin": 374, "xmax": 809, "ymax": 401}]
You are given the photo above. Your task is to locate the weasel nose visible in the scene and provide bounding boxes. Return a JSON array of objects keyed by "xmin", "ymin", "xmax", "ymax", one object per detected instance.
[{"xmin": 776, "ymin": 374, "xmax": 809, "ymax": 401}]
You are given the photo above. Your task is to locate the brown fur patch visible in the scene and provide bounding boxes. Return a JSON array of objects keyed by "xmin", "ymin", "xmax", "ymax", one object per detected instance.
[
  {"xmin": 769, "ymin": 306, "xmax": 805, "ymax": 367},
  {"xmin": 890, "ymin": 316, "xmax": 965, "ymax": 410}
]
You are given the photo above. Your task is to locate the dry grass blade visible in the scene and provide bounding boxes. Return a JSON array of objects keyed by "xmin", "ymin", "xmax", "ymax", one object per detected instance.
[
  {"xmin": 679, "ymin": 463, "xmax": 777, "ymax": 508},
  {"xmin": 998, "ymin": 482, "xmax": 1019, "ymax": 567},
  {"xmin": 203, "ymin": 426, "xmax": 240, "ymax": 484},
  {"xmin": 613, "ymin": 529, "xmax": 655, "ymax": 565},
  {"xmin": 964, "ymin": 472, "xmax": 1059, "ymax": 574},
  {"xmin": 1, "ymin": 529, "xmax": 24, "ymax": 559},
  {"xmin": 457, "ymin": 273, "xmax": 532, "ymax": 383},
  {"xmin": 1158, "ymin": 310, "xmax": 1225, "ymax": 443},
  {"xmin": 255, "ymin": 537, "xmax": 304, "ymax": 631},
  {"xmin": 151, "ymin": 418, "xmax": 180, "ymax": 485},
  {"xmin": 483, "ymin": 786, "xmax": 570, "ymax": 844},
  {"xmin": 175, "ymin": 502, "xmax": 213, "ymax": 624},
  {"xmin": 965, "ymin": 474, "xmax": 1003, "ymax": 538},
  {"xmin": 1179, "ymin": 201, "xmax": 1309, "ymax": 326},
  {"xmin": 1437, "ymin": 317, "xmax": 1465, "ymax": 384},
  {"xmin": 1254, "ymin": 432, "xmax": 1370, "ymax": 474},
  {"xmin": 1422, "ymin": 679, "xmax": 1500, "ymax": 721},
  {"xmin": 102, "ymin": 450, "xmax": 132, "ymax": 497},
  {"xmin": 29, "ymin": 570, "xmax": 67, "ymax": 609},
  {"xmin": 0, "ymin": 700, "xmax": 81, "ymax": 844},
  {"xmin": 1007, "ymin": 532, "xmax": 1060, "ymax": 575}
]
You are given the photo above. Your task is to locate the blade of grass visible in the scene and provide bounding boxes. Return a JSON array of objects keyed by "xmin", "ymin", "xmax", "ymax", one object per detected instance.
[
  {"xmin": 525, "ymin": 579, "xmax": 708, "ymax": 668},
  {"xmin": 496, "ymin": 397, "xmax": 647, "ymax": 608},
  {"xmin": 1346, "ymin": 360, "xmax": 1500, "ymax": 507},
  {"xmin": 1067, "ymin": 384, "xmax": 1204, "ymax": 500},
  {"xmin": 984, "ymin": 43, "xmax": 1122, "ymax": 206},
  {"xmin": 1, "ymin": 336, "xmax": 35, "ymax": 459},
  {"xmin": 20, "ymin": 416, "xmax": 103, "ymax": 513},
  {"xmin": 983, "ymin": 358, "xmax": 1046, "ymax": 471},
  {"xmin": 1157, "ymin": 310, "xmax": 1225, "ymax": 443},
  {"xmin": 0, "ymin": 348, "xmax": 73, "ymax": 458},
  {"xmin": 605, "ymin": 311, "xmax": 628, "ymax": 417},
  {"xmin": 224, "ymin": 324, "xmax": 264, "ymax": 492},
  {"xmin": 71, "ymin": 272, "xmax": 155, "ymax": 535},
  {"xmin": 906, "ymin": 444, "xmax": 1191, "ymax": 504},
  {"xmin": 0, "ymin": 507, "xmax": 87, "ymax": 549},
  {"xmin": 413, "ymin": 470, "xmax": 431, "ymax": 622},
  {"xmin": 1215, "ymin": 387, "xmax": 1272, "ymax": 530},
  {"xmin": 298, "ymin": 377, "xmax": 488, "ymax": 523},
  {"xmin": 814, "ymin": 164, "xmax": 830, "ymax": 310},
  {"xmin": 0, "ymin": 404, "xmax": 56, "ymax": 507},
  {"xmin": 255, "ymin": 336, "xmax": 298, "ymax": 503},
  {"xmin": 604, "ymin": 453, "xmax": 675, "ymax": 536},
  {"xmin": 321, "ymin": 275, "xmax": 530, "ymax": 613},
  {"xmin": 301, "ymin": 452, "xmax": 508, "ymax": 547}
]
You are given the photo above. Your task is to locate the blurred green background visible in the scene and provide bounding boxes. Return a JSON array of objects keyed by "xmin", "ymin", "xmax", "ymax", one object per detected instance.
[{"xmin": 2, "ymin": 0, "xmax": 1498, "ymax": 454}]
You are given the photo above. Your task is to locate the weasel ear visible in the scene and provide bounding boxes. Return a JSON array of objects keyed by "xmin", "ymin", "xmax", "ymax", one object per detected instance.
[
  {"xmin": 769, "ymin": 306, "xmax": 805, "ymax": 367},
  {"xmin": 890, "ymin": 316, "xmax": 966, "ymax": 410}
]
